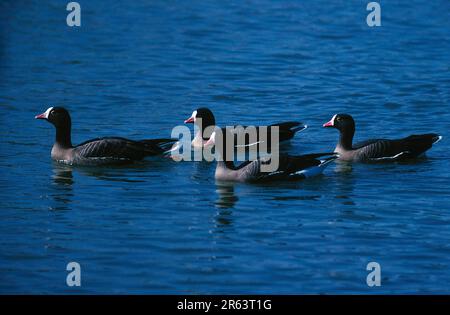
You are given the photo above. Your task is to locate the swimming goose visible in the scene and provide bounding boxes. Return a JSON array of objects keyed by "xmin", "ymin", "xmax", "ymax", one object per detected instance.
[
  {"xmin": 204, "ymin": 128, "xmax": 337, "ymax": 182},
  {"xmin": 36, "ymin": 107, "xmax": 176, "ymax": 166},
  {"xmin": 323, "ymin": 113, "xmax": 442, "ymax": 162},
  {"xmin": 184, "ymin": 107, "xmax": 307, "ymax": 148}
]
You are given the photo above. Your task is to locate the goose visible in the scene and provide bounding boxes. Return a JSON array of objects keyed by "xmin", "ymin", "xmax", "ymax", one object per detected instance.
[
  {"xmin": 204, "ymin": 128, "xmax": 337, "ymax": 182},
  {"xmin": 323, "ymin": 113, "xmax": 442, "ymax": 162},
  {"xmin": 36, "ymin": 107, "xmax": 176, "ymax": 166},
  {"xmin": 184, "ymin": 107, "xmax": 307, "ymax": 149}
]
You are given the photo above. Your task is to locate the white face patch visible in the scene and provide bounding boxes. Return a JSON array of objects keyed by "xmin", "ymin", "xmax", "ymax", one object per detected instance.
[
  {"xmin": 203, "ymin": 130, "xmax": 216, "ymax": 147},
  {"xmin": 43, "ymin": 107, "xmax": 54, "ymax": 119},
  {"xmin": 330, "ymin": 114, "xmax": 337, "ymax": 126},
  {"xmin": 191, "ymin": 110, "xmax": 197, "ymax": 122},
  {"xmin": 210, "ymin": 131, "xmax": 216, "ymax": 143}
]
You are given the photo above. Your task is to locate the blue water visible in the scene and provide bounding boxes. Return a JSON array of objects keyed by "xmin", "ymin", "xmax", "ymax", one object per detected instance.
[{"xmin": 0, "ymin": 0, "xmax": 449, "ymax": 294}]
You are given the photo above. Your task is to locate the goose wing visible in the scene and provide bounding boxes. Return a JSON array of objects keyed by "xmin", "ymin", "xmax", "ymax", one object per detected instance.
[
  {"xmin": 236, "ymin": 153, "xmax": 337, "ymax": 182},
  {"xmin": 74, "ymin": 137, "xmax": 150, "ymax": 161},
  {"xmin": 355, "ymin": 134, "xmax": 440, "ymax": 161}
]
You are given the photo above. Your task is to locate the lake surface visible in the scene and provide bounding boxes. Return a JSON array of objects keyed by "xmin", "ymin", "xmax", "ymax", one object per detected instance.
[{"xmin": 0, "ymin": 0, "xmax": 449, "ymax": 294}]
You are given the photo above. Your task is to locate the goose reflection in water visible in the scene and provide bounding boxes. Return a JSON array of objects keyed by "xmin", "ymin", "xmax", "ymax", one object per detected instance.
[
  {"xmin": 52, "ymin": 164, "xmax": 74, "ymax": 186},
  {"xmin": 330, "ymin": 161, "xmax": 356, "ymax": 207},
  {"xmin": 50, "ymin": 164, "xmax": 74, "ymax": 211},
  {"xmin": 215, "ymin": 181, "xmax": 238, "ymax": 209}
]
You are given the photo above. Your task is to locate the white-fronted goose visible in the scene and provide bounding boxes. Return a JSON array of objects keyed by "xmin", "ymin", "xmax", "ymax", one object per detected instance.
[
  {"xmin": 36, "ymin": 107, "xmax": 176, "ymax": 166},
  {"xmin": 323, "ymin": 113, "xmax": 442, "ymax": 162},
  {"xmin": 204, "ymin": 128, "xmax": 337, "ymax": 182},
  {"xmin": 184, "ymin": 107, "xmax": 307, "ymax": 148}
]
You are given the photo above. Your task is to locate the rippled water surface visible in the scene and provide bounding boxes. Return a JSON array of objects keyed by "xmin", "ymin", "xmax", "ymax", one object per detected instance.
[{"xmin": 0, "ymin": 1, "xmax": 449, "ymax": 293}]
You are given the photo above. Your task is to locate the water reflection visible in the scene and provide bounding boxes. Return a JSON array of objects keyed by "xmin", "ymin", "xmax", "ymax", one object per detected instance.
[
  {"xmin": 333, "ymin": 160, "xmax": 353, "ymax": 174},
  {"xmin": 333, "ymin": 161, "xmax": 356, "ymax": 207},
  {"xmin": 215, "ymin": 181, "xmax": 238, "ymax": 209},
  {"xmin": 50, "ymin": 164, "xmax": 74, "ymax": 210},
  {"xmin": 74, "ymin": 159, "xmax": 170, "ymax": 182},
  {"xmin": 52, "ymin": 165, "xmax": 74, "ymax": 186},
  {"xmin": 215, "ymin": 208, "xmax": 234, "ymax": 228}
]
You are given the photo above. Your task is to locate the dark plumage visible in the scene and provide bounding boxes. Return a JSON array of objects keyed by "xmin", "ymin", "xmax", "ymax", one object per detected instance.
[
  {"xmin": 323, "ymin": 113, "xmax": 442, "ymax": 162},
  {"xmin": 36, "ymin": 107, "xmax": 176, "ymax": 166},
  {"xmin": 205, "ymin": 128, "xmax": 337, "ymax": 182},
  {"xmin": 184, "ymin": 107, "xmax": 307, "ymax": 148}
]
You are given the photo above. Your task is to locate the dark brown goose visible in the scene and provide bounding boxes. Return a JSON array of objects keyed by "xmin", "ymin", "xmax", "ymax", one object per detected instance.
[
  {"xmin": 323, "ymin": 113, "xmax": 442, "ymax": 162},
  {"xmin": 204, "ymin": 128, "xmax": 337, "ymax": 182},
  {"xmin": 36, "ymin": 107, "xmax": 176, "ymax": 166},
  {"xmin": 184, "ymin": 107, "xmax": 307, "ymax": 148}
]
